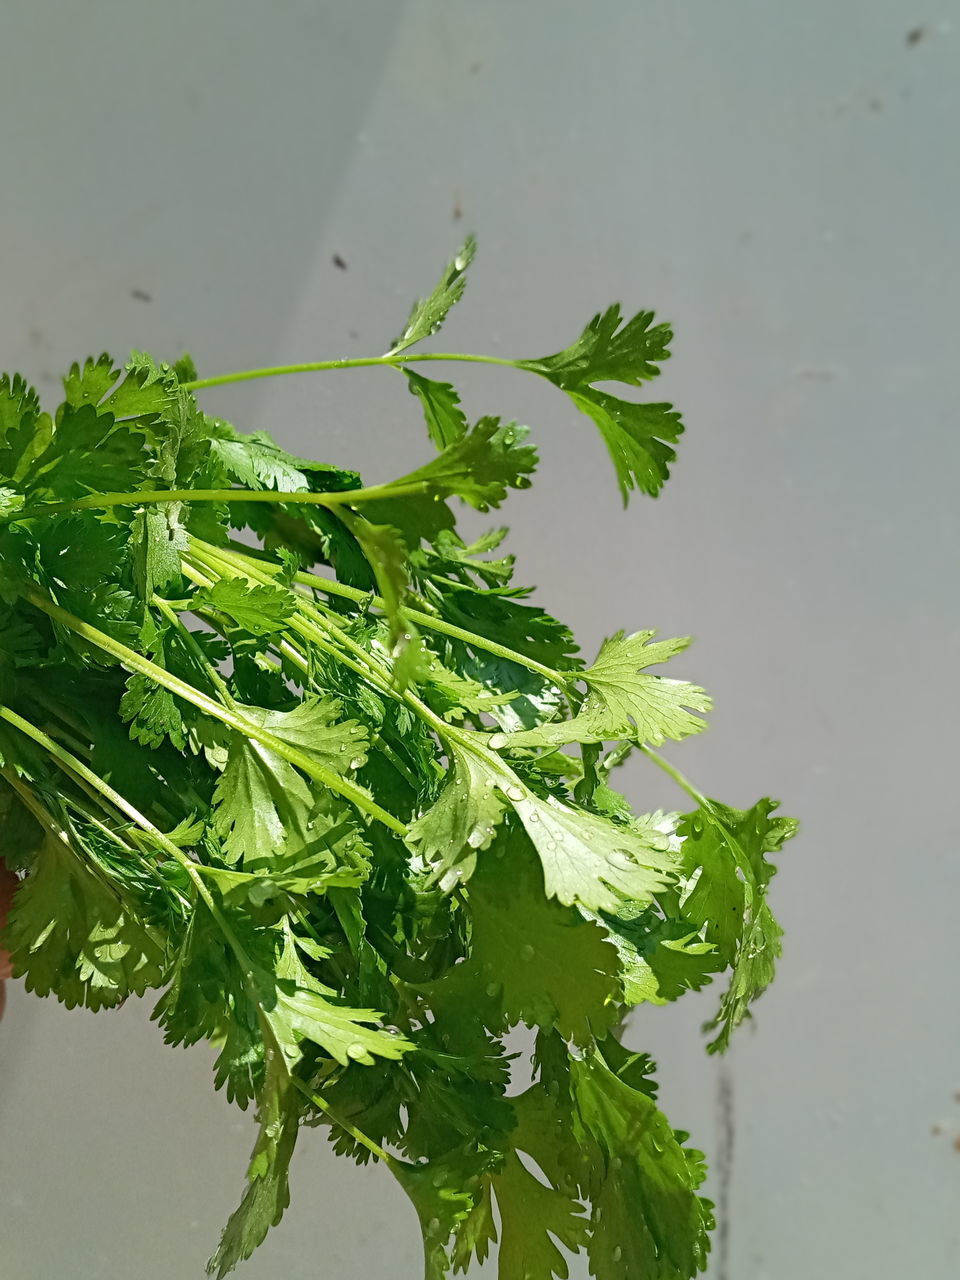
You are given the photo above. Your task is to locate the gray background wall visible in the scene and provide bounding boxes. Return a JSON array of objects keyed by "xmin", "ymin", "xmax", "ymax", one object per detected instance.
[{"xmin": 1, "ymin": 2, "xmax": 958, "ymax": 1277}]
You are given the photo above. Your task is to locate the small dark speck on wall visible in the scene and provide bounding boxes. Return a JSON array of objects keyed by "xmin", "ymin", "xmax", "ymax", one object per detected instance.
[
  {"xmin": 906, "ymin": 26, "xmax": 926, "ymax": 45},
  {"xmin": 469, "ymin": 62, "xmax": 482, "ymax": 74},
  {"xmin": 131, "ymin": 288, "xmax": 152, "ymax": 302},
  {"xmin": 332, "ymin": 253, "xmax": 348, "ymax": 271}
]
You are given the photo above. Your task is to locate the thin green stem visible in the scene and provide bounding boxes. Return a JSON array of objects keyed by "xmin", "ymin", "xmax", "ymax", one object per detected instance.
[
  {"xmin": 11, "ymin": 480, "xmax": 432, "ymax": 524},
  {"xmin": 0, "ymin": 705, "xmax": 261, "ymax": 972},
  {"xmin": 153, "ymin": 594, "xmax": 236, "ymax": 707},
  {"xmin": 181, "ymin": 350, "xmax": 517, "ymax": 393},
  {"xmin": 639, "ymin": 745, "xmax": 709, "ymax": 810},
  {"xmin": 289, "ymin": 1076, "xmax": 394, "ymax": 1167},
  {"xmin": 213, "ymin": 541, "xmax": 565, "ymax": 688},
  {"xmin": 21, "ymin": 588, "xmax": 407, "ymax": 836},
  {"xmin": 0, "ymin": 766, "xmax": 171, "ymax": 951}
]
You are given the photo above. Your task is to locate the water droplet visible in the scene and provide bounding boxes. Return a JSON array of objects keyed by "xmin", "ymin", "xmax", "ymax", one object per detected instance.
[
  {"xmin": 594, "ymin": 1206, "xmax": 603, "ymax": 1223},
  {"xmin": 349, "ymin": 757, "xmax": 364, "ymax": 770},
  {"xmin": 505, "ymin": 784, "xmax": 525, "ymax": 802},
  {"xmin": 427, "ymin": 1216, "xmax": 440, "ymax": 1234},
  {"xmin": 525, "ymin": 810, "xmax": 540, "ymax": 823},
  {"xmin": 467, "ymin": 828, "xmax": 485, "ymax": 848},
  {"xmin": 611, "ymin": 1156, "xmax": 622, "ymax": 1171},
  {"xmin": 485, "ymin": 982, "xmax": 498, "ymax": 998},
  {"xmin": 520, "ymin": 943, "xmax": 534, "ymax": 961},
  {"xmin": 488, "ymin": 732, "xmax": 508, "ymax": 750},
  {"xmin": 339, "ymin": 743, "xmax": 347, "ymax": 752},
  {"xmin": 612, "ymin": 1245, "xmax": 622, "ymax": 1263},
  {"xmin": 345, "ymin": 1042, "xmax": 368, "ymax": 1061}
]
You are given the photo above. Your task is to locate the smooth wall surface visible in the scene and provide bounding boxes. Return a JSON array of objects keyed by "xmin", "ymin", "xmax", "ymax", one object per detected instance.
[{"xmin": 1, "ymin": 3, "xmax": 958, "ymax": 1277}]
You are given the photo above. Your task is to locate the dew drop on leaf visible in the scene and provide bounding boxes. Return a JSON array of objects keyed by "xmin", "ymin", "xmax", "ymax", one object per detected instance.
[
  {"xmin": 520, "ymin": 943, "xmax": 534, "ymax": 961},
  {"xmin": 345, "ymin": 1042, "xmax": 368, "ymax": 1061}
]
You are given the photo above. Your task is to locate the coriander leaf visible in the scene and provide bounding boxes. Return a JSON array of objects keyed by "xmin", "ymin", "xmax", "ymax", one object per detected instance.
[
  {"xmin": 516, "ymin": 305, "xmax": 683, "ymax": 502},
  {"xmin": 677, "ymin": 798, "xmax": 797, "ymax": 1052},
  {"xmin": 337, "ymin": 512, "xmax": 410, "ymax": 641},
  {"xmin": 405, "ymin": 743, "xmax": 508, "ymax": 890},
  {"xmin": 405, "ymin": 369, "xmax": 468, "ymax": 449},
  {"xmin": 570, "ymin": 1051, "xmax": 714, "ymax": 1280},
  {"xmin": 495, "ymin": 1152, "xmax": 587, "ymax": 1280},
  {"xmin": 390, "ymin": 235, "xmax": 477, "ymax": 355},
  {"xmin": 466, "ymin": 840, "xmax": 620, "ymax": 1045},
  {"xmin": 22, "ymin": 401, "xmax": 149, "ymax": 503},
  {"xmin": 570, "ymin": 391, "xmax": 684, "ymax": 504},
  {"xmin": 518, "ymin": 305, "xmax": 673, "ymax": 388},
  {"xmin": 207, "ymin": 1051, "xmax": 302, "ymax": 1280},
  {"xmin": 450, "ymin": 1178, "xmax": 497, "ymax": 1273},
  {"xmin": 511, "ymin": 791, "xmax": 678, "ymax": 913},
  {"xmin": 201, "ymin": 578, "xmax": 296, "ymax": 636},
  {"xmin": 391, "ymin": 417, "xmax": 537, "ymax": 512},
  {"xmin": 131, "ymin": 505, "xmax": 188, "ymax": 598},
  {"xmin": 212, "ymin": 698, "xmax": 368, "ymax": 865},
  {"xmin": 63, "ymin": 352, "xmax": 174, "ymax": 420},
  {"xmin": 6, "ymin": 828, "xmax": 166, "ymax": 1011},
  {"xmin": 593, "ymin": 904, "xmax": 721, "ymax": 1007},
  {"xmin": 120, "ymin": 672, "xmax": 187, "ymax": 751},
  {"xmin": 203, "ymin": 804, "xmax": 371, "ymax": 908},
  {"xmin": 477, "ymin": 1083, "xmax": 590, "ymax": 1280},
  {"xmin": 209, "ymin": 430, "xmax": 312, "ymax": 492},
  {"xmin": 505, "ymin": 631, "xmax": 710, "ymax": 749},
  {"xmin": 267, "ymin": 983, "xmax": 411, "ymax": 1070},
  {"xmin": 394, "ymin": 1151, "xmax": 488, "ymax": 1280}
]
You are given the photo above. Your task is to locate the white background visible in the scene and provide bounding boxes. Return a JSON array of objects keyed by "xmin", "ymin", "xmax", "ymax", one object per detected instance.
[{"xmin": 1, "ymin": 3, "xmax": 958, "ymax": 1277}]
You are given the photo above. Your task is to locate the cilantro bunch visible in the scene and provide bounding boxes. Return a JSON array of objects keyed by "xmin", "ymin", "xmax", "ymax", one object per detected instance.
[{"xmin": 0, "ymin": 241, "xmax": 795, "ymax": 1279}]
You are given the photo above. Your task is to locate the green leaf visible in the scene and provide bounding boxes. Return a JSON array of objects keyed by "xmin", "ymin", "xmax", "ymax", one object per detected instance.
[
  {"xmin": 131, "ymin": 505, "xmax": 188, "ymax": 598},
  {"xmin": 466, "ymin": 840, "xmax": 620, "ymax": 1045},
  {"xmin": 518, "ymin": 305, "xmax": 673, "ymax": 388},
  {"xmin": 212, "ymin": 698, "xmax": 368, "ymax": 865},
  {"xmin": 120, "ymin": 672, "xmax": 187, "ymax": 751},
  {"xmin": 338, "ymin": 512, "xmax": 410, "ymax": 642},
  {"xmin": 392, "ymin": 417, "xmax": 537, "ymax": 512},
  {"xmin": 405, "ymin": 369, "xmax": 468, "ymax": 449},
  {"xmin": 570, "ymin": 1050, "xmax": 714, "ymax": 1280},
  {"xmin": 207, "ymin": 1051, "xmax": 302, "ymax": 1280},
  {"xmin": 594, "ymin": 904, "xmax": 722, "ymax": 1007},
  {"xmin": 209, "ymin": 430, "xmax": 313, "ymax": 492},
  {"xmin": 511, "ymin": 792, "xmax": 678, "ymax": 913},
  {"xmin": 201, "ymin": 578, "xmax": 296, "ymax": 636},
  {"xmin": 570, "ymin": 391, "xmax": 684, "ymax": 504},
  {"xmin": 495, "ymin": 1151, "xmax": 586, "ymax": 1280},
  {"xmin": 394, "ymin": 1151, "xmax": 489, "ymax": 1280},
  {"xmin": 676, "ymin": 798, "xmax": 797, "ymax": 1051},
  {"xmin": 64, "ymin": 352, "xmax": 175, "ymax": 420},
  {"xmin": 202, "ymin": 804, "xmax": 371, "ymax": 907},
  {"xmin": 405, "ymin": 743, "xmax": 508, "ymax": 890},
  {"xmin": 390, "ymin": 235, "xmax": 477, "ymax": 355},
  {"xmin": 517, "ymin": 306, "xmax": 682, "ymax": 502},
  {"xmin": 505, "ymin": 631, "xmax": 710, "ymax": 749},
  {"xmin": 6, "ymin": 828, "xmax": 167, "ymax": 1011}
]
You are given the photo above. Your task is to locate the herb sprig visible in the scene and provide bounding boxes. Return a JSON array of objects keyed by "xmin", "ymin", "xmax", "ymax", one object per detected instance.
[{"xmin": 0, "ymin": 241, "xmax": 795, "ymax": 1278}]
